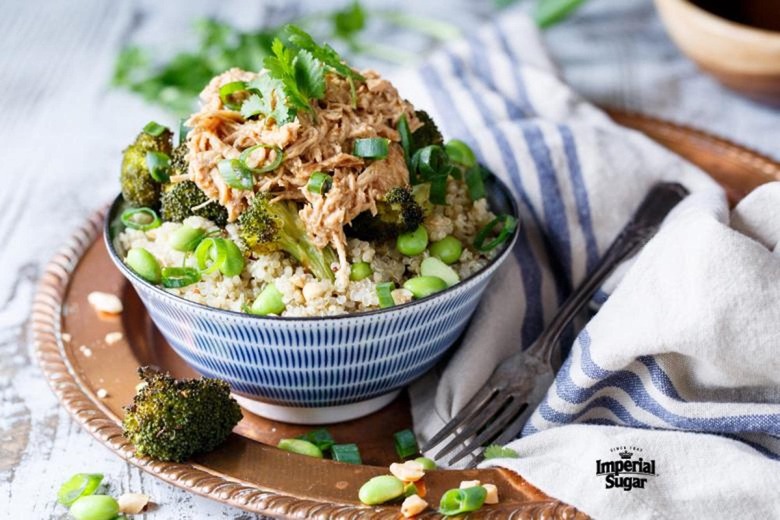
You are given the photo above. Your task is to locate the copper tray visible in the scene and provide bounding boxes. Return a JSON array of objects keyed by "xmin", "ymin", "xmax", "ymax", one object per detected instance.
[{"xmin": 32, "ymin": 110, "xmax": 780, "ymax": 519}]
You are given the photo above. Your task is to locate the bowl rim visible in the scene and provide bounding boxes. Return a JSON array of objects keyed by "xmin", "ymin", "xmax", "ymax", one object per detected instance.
[
  {"xmin": 659, "ymin": 0, "xmax": 780, "ymax": 42},
  {"xmin": 103, "ymin": 176, "xmax": 520, "ymax": 323}
]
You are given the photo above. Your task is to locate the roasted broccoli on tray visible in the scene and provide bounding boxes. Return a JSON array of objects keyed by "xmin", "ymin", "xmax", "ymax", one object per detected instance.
[
  {"xmin": 122, "ymin": 367, "xmax": 242, "ymax": 462},
  {"xmin": 238, "ymin": 194, "xmax": 338, "ymax": 281}
]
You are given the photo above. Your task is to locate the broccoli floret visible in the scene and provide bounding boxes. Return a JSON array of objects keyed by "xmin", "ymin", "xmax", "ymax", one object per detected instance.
[
  {"xmin": 412, "ymin": 110, "xmax": 443, "ymax": 152},
  {"xmin": 120, "ymin": 127, "xmax": 173, "ymax": 208},
  {"xmin": 122, "ymin": 367, "xmax": 242, "ymax": 462},
  {"xmin": 160, "ymin": 181, "xmax": 229, "ymax": 226},
  {"xmin": 348, "ymin": 186, "xmax": 424, "ymax": 241},
  {"xmin": 170, "ymin": 142, "xmax": 189, "ymax": 177},
  {"xmin": 238, "ymin": 194, "xmax": 338, "ymax": 281}
]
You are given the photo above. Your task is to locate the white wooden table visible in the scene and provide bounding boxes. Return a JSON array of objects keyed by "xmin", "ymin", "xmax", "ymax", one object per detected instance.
[{"xmin": 1, "ymin": 0, "xmax": 777, "ymax": 518}]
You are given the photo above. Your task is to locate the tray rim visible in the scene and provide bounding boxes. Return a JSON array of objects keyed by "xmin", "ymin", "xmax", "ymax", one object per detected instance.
[{"xmin": 32, "ymin": 110, "xmax": 780, "ymax": 518}]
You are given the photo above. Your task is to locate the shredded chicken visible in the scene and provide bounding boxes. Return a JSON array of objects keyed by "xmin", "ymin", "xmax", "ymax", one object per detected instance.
[{"xmin": 185, "ymin": 67, "xmax": 422, "ymax": 277}]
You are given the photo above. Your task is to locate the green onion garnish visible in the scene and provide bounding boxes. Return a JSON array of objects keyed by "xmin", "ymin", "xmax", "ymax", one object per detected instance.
[
  {"xmin": 444, "ymin": 139, "xmax": 476, "ymax": 167},
  {"xmin": 161, "ymin": 266, "xmax": 201, "ymax": 288},
  {"xmin": 179, "ymin": 118, "xmax": 190, "ymax": 146},
  {"xmin": 412, "ymin": 145, "xmax": 447, "ymax": 181},
  {"xmin": 298, "ymin": 428, "xmax": 335, "ymax": 452},
  {"xmin": 429, "ymin": 175, "xmax": 448, "ymax": 205},
  {"xmin": 307, "ymin": 172, "xmax": 332, "ymax": 194},
  {"xmin": 219, "ymin": 81, "xmax": 249, "ymax": 110},
  {"xmin": 120, "ymin": 207, "xmax": 161, "ymax": 231},
  {"xmin": 238, "ymin": 144, "xmax": 284, "ymax": 174},
  {"xmin": 195, "ymin": 237, "xmax": 227, "ymax": 274},
  {"xmin": 353, "ymin": 137, "xmax": 390, "ymax": 159},
  {"xmin": 376, "ymin": 282, "xmax": 395, "ymax": 308},
  {"xmin": 393, "ymin": 428, "xmax": 419, "ymax": 459},
  {"xmin": 145, "ymin": 151, "xmax": 171, "ymax": 182},
  {"xmin": 143, "ymin": 121, "xmax": 168, "ymax": 137},
  {"xmin": 397, "ymin": 115, "xmax": 412, "ymax": 165},
  {"xmin": 331, "ymin": 443, "xmax": 362, "ymax": 464},
  {"xmin": 217, "ymin": 158, "xmax": 254, "ymax": 191},
  {"xmin": 438, "ymin": 486, "xmax": 487, "ymax": 516},
  {"xmin": 57, "ymin": 473, "xmax": 104, "ymax": 507},
  {"xmin": 474, "ymin": 214, "xmax": 518, "ymax": 252},
  {"xmin": 465, "ymin": 164, "xmax": 486, "ymax": 201}
]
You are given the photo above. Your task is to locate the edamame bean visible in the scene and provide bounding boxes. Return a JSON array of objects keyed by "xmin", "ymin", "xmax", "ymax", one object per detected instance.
[
  {"xmin": 277, "ymin": 438, "xmax": 323, "ymax": 458},
  {"xmin": 169, "ymin": 225, "xmax": 206, "ymax": 252},
  {"xmin": 429, "ymin": 235, "xmax": 463, "ymax": 265},
  {"xmin": 350, "ymin": 261, "xmax": 373, "ymax": 281},
  {"xmin": 403, "ymin": 276, "xmax": 447, "ymax": 299},
  {"xmin": 396, "ymin": 225, "xmax": 429, "ymax": 256},
  {"xmin": 358, "ymin": 475, "xmax": 405, "ymax": 505},
  {"xmin": 126, "ymin": 248, "xmax": 161, "ymax": 284},
  {"xmin": 420, "ymin": 257, "xmax": 460, "ymax": 287},
  {"xmin": 414, "ymin": 457, "xmax": 437, "ymax": 471},
  {"xmin": 69, "ymin": 495, "xmax": 119, "ymax": 520},
  {"xmin": 249, "ymin": 284, "xmax": 285, "ymax": 316}
]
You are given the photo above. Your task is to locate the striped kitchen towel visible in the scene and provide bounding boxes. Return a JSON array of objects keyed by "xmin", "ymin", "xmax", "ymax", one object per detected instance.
[{"xmin": 395, "ymin": 11, "xmax": 780, "ymax": 519}]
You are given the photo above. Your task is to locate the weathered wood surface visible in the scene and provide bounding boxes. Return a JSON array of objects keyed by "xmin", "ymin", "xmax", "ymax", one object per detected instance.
[{"xmin": 1, "ymin": 0, "xmax": 778, "ymax": 519}]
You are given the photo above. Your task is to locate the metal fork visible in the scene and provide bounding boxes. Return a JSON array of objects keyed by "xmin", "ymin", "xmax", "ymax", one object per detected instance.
[{"xmin": 422, "ymin": 182, "xmax": 689, "ymax": 467}]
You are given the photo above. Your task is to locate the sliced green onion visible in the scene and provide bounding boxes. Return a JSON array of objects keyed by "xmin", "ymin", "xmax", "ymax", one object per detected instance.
[
  {"xmin": 218, "ymin": 158, "xmax": 254, "ymax": 191},
  {"xmin": 179, "ymin": 118, "xmax": 190, "ymax": 146},
  {"xmin": 445, "ymin": 139, "xmax": 476, "ymax": 167},
  {"xmin": 429, "ymin": 175, "xmax": 448, "ymax": 205},
  {"xmin": 238, "ymin": 144, "xmax": 284, "ymax": 175},
  {"xmin": 376, "ymin": 282, "xmax": 395, "ymax": 308},
  {"xmin": 143, "ymin": 121, "xmax": 168, "ymax": 137},
  {"xmin": 298, "ymin": 428, "xmax": 335, "ymax": 452},
  {"xmin": 438, "ymin": 486, "xmax": 487, "ymax": 516},
  {"xmin": 145, "ymin": 151, "xmax": 171, "ymax": 182},
  {"xmin": 393, "ymin": 429, "xmax": 419, "ymax": 459},
  {"xmin": 331, "ymin": 443, "xmax": 362, "ymax": 464},
  {"xmin": 221, "ymin": 239, "xmax": 245, "ymax": 276},
  {"xmin": 278, "ymin": 438, "xmax": 323, "ymax": 458},
  {"xmin": 474, "ymin": 214, "xmax": 519, "ymax": 252},
  {"xmin": 120, "ymin": 207, "xmax": 161, "ymax": 231},
  {"xmin": 249, "ymin": 283, "xmax": 285, "ymax": 316},
  {"xmin": 353, "ymin": 137, "xmax": 389, "ymax": 159},
  {"xmin": 219, "ymin": 81, "xmax": 249, "ymax": 110},
  {"xmin": 161, "ymin": 267, "xmax": 201, "ymax": 288},
  {"xmin": 397, "ymin": 115, "xmax": 412, "ymax": 165},
  {"xmin": 465, "ymin": 164, "xmax": 486, "ymax": 201},
  {"xmin": 307, "ymin": 172, "xmax": 332, "ymax": 195},
  {"xmin": 57, "ymin": 473, "xmax": 104, "ymax": 507},
  {"xmin": 195, "ymin": 237, "xmax": 227, "ymax": 274},
  {"xmin": 412, "ymin": 145, "xmax": 447, "ymax": 181}
]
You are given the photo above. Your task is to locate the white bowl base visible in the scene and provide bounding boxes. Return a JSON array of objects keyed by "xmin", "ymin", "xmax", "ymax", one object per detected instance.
[{"xmin": 233, "ymin": 390, "xmax": 401, "ymax": 425}]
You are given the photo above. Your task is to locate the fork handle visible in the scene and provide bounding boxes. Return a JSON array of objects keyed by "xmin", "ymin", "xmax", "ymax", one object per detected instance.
[{"xmin": 531, "ymin": 182, "xmax": 689, "ymax": 365}]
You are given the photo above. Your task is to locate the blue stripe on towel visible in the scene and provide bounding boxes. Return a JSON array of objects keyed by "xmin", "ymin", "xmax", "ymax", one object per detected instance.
[{"xmin": 419, "ymin": 62, "xmax": 545, "ymax": 347}]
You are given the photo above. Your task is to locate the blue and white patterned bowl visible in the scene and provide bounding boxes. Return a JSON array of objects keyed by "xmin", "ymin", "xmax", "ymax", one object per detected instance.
[{"xmin": 105, "ymin": 178, "xmax": 518, "ymax": 423}]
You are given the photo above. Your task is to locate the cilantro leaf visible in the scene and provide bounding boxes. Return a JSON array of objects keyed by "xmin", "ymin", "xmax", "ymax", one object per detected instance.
[
  {"xmin": 264, "ymin": 37, "xmax": 316, "ymax": 118},
  {"xmin": 284, "ymin": 24, "xmax": 364, "ymax": 83},
  {"xmin": 293, "ymin": 50, "xmax": 325, "ymax": 100},
  {"xmin": 483, "ymin": 445, "xmax": 519, "ymax": 460},
  {"xmin": 242, "ymin": 75, "xmax": 292, "ymax": 124}
]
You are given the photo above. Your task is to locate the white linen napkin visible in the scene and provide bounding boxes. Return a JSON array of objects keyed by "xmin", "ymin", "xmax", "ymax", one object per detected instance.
[{"xmin": 391, "ymin": 11, "xmax": 780, "ymax": 519}]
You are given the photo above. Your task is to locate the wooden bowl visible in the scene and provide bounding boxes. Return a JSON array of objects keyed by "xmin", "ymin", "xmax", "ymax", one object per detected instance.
[{"xmin": 655, "ymin": 0, "xmax": 780, "ymax": 106}]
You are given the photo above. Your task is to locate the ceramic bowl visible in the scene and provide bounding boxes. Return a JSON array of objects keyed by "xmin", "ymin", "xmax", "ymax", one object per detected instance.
[
  {"xmin": 105, "ymin": 177, "xmax": 519, "ymax": 424},
  {"xmin": 655, "ymin": 0, "xmax": 780, "ymax": 106}
]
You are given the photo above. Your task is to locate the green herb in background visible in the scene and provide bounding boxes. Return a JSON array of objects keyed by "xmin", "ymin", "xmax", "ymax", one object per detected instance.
[{"xmin": 112, "ymin": 0, "xmax": 586, "ymax": 116}]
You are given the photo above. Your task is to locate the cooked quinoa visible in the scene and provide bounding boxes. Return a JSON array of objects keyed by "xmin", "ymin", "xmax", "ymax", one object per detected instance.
[
  {"xmin": 119, "ymin": 179, "xmax": 496, "ymax": 317},
  {"xmin": 117, "ymin": 27, "xmax": 516, "ymax": 317}
]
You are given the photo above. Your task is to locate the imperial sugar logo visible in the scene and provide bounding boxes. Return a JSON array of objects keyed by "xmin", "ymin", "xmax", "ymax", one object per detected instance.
[{"xmin": 595, "ymin": 446, "xmax": 658, "ymax": 491}]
